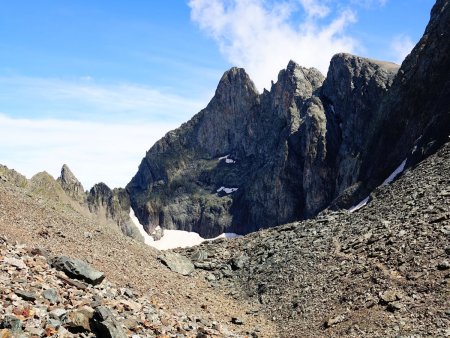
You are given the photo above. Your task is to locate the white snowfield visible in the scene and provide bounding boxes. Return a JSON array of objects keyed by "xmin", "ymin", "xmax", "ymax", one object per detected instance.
[
  {"xmin": 348, "ymin": 158, "xmax": 407, "ymax": 213},
  {"xmin": 129, "ymin": 208, "xmax": 241, "ymax": 250},
  {"xmin": 217, "ymin": 186, "xmax": 238, "ymax": 194},
  {"xmin": 129, "ymin": 208, "xmax": 155, "ymax": 245}
]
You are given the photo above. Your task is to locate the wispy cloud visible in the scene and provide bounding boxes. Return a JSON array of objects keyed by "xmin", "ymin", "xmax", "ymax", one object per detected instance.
[
  {"xmin": 189, "ymin": 0, "xmax": 358, "ymax": 91},
  {"xmin": 0, "ymin": 76, "xmax": 206, "ymax": 122},
  {"xmin": 351, "ymin": 0, "xmax": 388, "ymax": 8},
  {"xmin": 0, "ymin": 75, "xmax": 213, "ymax": 189},
  {"xmin": 299, "ymin": 0, "xmax": 330, "ymax": 18},
  {"xmin": 390, "ymin": 34, "xmax": 415, "ymax": 64},
  {"xmin": 0, "ymin": 114, "xmax": 180, "ymax": 189}
]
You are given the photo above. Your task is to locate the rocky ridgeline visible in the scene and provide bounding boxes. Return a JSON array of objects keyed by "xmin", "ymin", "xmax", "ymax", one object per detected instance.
[
  {"xmin": 0, "ymin": 162, "xmax": 142, "ymax": 243},
  {"xmin": 56, "ymin": 164, "xmax": 143, "ymax": 242},
  {"xmin": 127, "ymin": 0, "xmax": 450, "ymax": 238},
  {"xmin": 86, "ymin": 182, "xmax": 143, "ymax": 242},
  {"xmin": 177, "ymin": 141, "xmax": 450, "ymax": 337},
  {"xmin": 0, "ymin": 238, "xmax": 253, "ymax": 338}
]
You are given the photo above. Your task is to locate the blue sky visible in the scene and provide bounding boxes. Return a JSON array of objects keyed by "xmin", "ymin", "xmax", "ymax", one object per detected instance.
[{"xmin": 0, "ymin": 0, "xmax": 435, "ymax": 188}]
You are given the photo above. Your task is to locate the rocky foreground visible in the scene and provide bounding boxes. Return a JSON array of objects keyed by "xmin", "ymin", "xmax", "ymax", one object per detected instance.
[
  {"xmin": 0, "ymin": 166, "xmax": 277, "ymax": 337},
  {"xmin": 178, "ymin": 141, "xmax": 450, "ymax": 337},
  {"xmin": 0, "ymin": 239, "xmax": 257, "ymax": 337}
]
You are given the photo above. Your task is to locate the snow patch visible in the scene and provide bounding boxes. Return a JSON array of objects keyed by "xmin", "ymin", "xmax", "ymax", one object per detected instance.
[
  {"xmin": 148, "ymin": 230, "xmax": 205, "ymax": 250},
  {"xmin": 130, "ymin": 207, "xmax": 241, "ymax": 250},
  {"xmin": 149, "ymin": 230, "xmax": 242, "ymax": 250},
  {"xmin": 129, "ymin": 208, "xmax": 155, "ymax": 245},
  {"xmin": 382, "ymin": 159, "xmax": 406, "ymax": 186},
  {"xmin": 217, "ymin": 186, "xmax": 238, "ymax": 194},
  {"xmin": 348, "ymin": 196, "xmax": 370, "ymax": 213},
  {"xmin": 211, "ymin": 233, "xmax": 241, "ymax": 240},
  {"xmin": 218, "ymin": 154, "xmax": 236, "ymax": 164}
]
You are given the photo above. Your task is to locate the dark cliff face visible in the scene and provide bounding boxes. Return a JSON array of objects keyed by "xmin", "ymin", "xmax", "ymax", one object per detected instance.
[
  {"xmin": 126, "ymin": 56, "xmax": 395, "ymax": 237},
  {"xmin": 87, "ymin": 183, "xmax": 143, "ymax": 241},
  {"xmin": 127, "ymin": 0, "xmax": 449, "ymax": 237},
  {"xmin": 360, "ymin": 0, "xmax": 450, "ymax": 188},
  {"xmin": 322, "ymin": 54, "xmax": 399, "ymax": 197}
]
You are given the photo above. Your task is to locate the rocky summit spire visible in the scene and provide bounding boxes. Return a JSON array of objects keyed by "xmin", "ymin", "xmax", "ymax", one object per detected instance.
[{"xmin": 57, "ymin": 164, "xmax": 86, "ymax": 204}]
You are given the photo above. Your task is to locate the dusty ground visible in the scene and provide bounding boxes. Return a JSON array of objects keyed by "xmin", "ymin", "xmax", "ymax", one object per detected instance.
[{"xmin": 0, "ymin": 173, "xmax": 277, "ymax": 337}]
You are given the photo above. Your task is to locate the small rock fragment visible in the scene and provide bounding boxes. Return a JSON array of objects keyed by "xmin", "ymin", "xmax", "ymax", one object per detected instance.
[
  {"xmin": 4, "ymin": 257, "xmax": 27, "ymax": 270},
  {"xmin": 42, "ymin": 288, "xmax": 59, "ymax": 304},
  {"xmin": 93, "ymin": 318, "xmax": 127, "ymax": 338},
  {"xmin": 437, "ymin": 260, "xmax": 450, "ymax": 270},
  {"xmin": 379, "ymin": 290, "xmax": 400, "ymax": 304},
  {"xmin": 65, "ymin": 310, "xmax": 91, "ymax": 332},
  {"xmin": 231, "ymin": 317, "xmax": 244, "ymax": 325},
  {"xmin": 94, "ymin": 306, "xmax": 113, "ymax": 322},
  {"xmin": 0, "ymin": 315, "xmax": 22, "ymax": 332},
  {"xmin": 50, "ymin": 308, "xmax": 67, "ymax": 321},
  {"xmin": 14, "ymin": 290, "xmax": 37, "ymax": 301},
  {"xmin": 387, "ymin": 301, "xmax": 403, "ymax": 312},
  {"xmin": 324, "ymin": 314, "xmax": 346, "ymax": 328}
]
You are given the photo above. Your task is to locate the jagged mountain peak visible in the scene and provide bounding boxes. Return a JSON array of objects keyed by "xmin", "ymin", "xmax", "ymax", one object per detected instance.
[
  {"xmin": 273, "ymin": 60, "xmax": 325, "ymax": 102},
  {"xmin": 127, "ymin": 49, "xmax": 401, "ymax": 236},
  {"xmin": 219, "ymin": 66, "xmax": 251, "ymax": 83},
  {"xmin": 330, "ymin": 52, "xmax": 400, "ymax": 71},
  {"xmin": 284, "ymin": 59, "xmax": 323, "ymax": 80},
  {"xmin": 0, "ymin": 164, "xmax": 28, "ymax": 187},
  {"xmin": 216, "ymin": 66, "xmax": 258, "ymax": 93},
  {"xmin": 212, "ymin": 66, "xmax": 259, "ymax": 111},
  {"xmin": 323, "ymin": 53, "xmax": 399, "ymax": 103},
  {"xmin": 57, "ymin": 164, "xmax": 85, "ymax": 203}
]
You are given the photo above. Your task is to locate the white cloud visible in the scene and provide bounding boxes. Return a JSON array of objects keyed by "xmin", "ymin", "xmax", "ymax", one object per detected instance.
[
  {"xmin": 390, "ymin": 34, "xmax": 415, "ymax": 64},
  {"xmin": 0, "ymin": 76, "xmax": 206, "ymax": 122},
  {"xmin": 0, "ymin": 114, "xmax": 180, "ymax": 189},
  {"xmin": 0, "ymin": 76, "xmax": 210, "ymax": 189},
  {"xmin": 188, "ymin": 0, "xmax": 358, "ymax": 91}
]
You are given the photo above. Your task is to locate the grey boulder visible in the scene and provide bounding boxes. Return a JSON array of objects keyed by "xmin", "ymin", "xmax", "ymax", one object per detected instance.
[
  {"xmin": 158, "ymin": 252, "xmax": 195, "ymax": 276},
  {"xmin": 50, "ymin": 256, "xmax": 105, "ymax": 285}
]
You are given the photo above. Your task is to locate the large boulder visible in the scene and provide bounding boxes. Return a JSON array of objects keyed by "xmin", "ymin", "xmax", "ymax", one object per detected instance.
[{"xmin": 50, "ymin": 256, "xmax": 105, "ymax": 285}]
